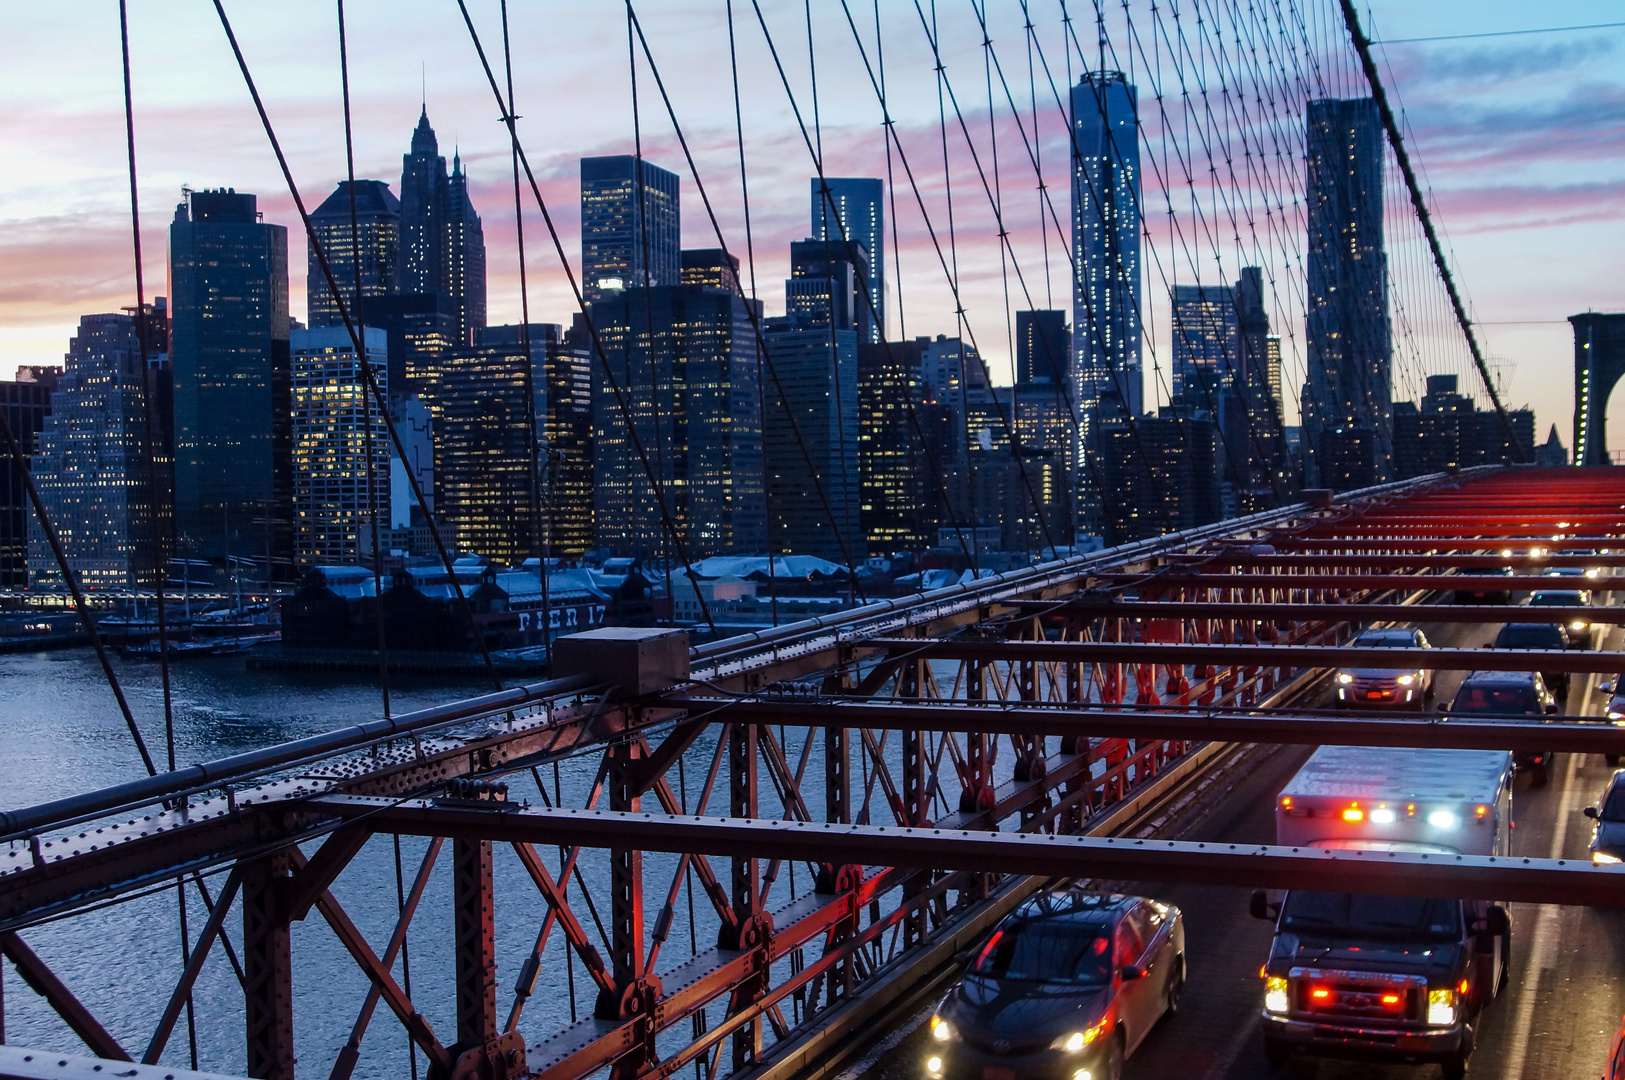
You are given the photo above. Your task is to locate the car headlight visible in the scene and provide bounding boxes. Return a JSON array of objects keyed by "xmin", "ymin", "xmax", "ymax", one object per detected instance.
[
  {"xmin": 926, "ymin": 1055, "xmax": 944, "ymax": 1076},
  {"xmin": 930, "ymin": 1017, "xmax": 956, "ymax": 1042},
  {"xmin": 1337, "ymin": 673, "xmax": 1354, "ymax": 684},
  {"xmin": 1396, "ymin": 674, "xmax": 1415, "ymax": 686},
  {"xmin": 1071, "ymin": 1072, "xmax": 1093, "ymax": 1080},
  {"xmin": 1608, "ymin": 711, "xmax": 1624, "ymax": 723},
  {"xmin": 1594, "ymin": 851, "xmax": 1622, "ymax": 865},
  {"xmin": 1571, "ymin": 621, "xmax": 1589, "ymax": 631},
  {"xmin": 1428, "ymin": 810, "xmax": 1459, "ymax": 829},
  {"xmin": 1264, "ymin": 975, "xmax": 1290, "ymax": 1014},
  {"xmin": 1049, "ymin": 1021, "xmax": 1105, "ymax": 1053},
  {"xmin": 1427, "ymin": 988, "xmax": 1456, "ymax": 1026}
]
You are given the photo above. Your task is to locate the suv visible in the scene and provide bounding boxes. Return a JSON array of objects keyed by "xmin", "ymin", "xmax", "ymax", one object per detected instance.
[
  {"xmin": 1491, "ymin": 622, "xmax": 1571, "ymax": 701},
  {"xmin": 1452, "ymin": 566, "xmax": 1513, "ymax": 605},
  {"xmin": 1525, "ymin": 588, "xmax": 1594, "ymax": 647},
  {"xmin": 1334, "ymin": 627, "xmax": 1433, "ymax": 708},
  {"xmin": 927, "ymin": 889, "xmax": 1184, "ymax": 1080},
  {"xmin": 1584, "ymin": 770, "xmax": 1625, "ymax": 865},
  {"xmin": 1448, "ymin": 670, "xmax": 1558, "ymax": 785}
]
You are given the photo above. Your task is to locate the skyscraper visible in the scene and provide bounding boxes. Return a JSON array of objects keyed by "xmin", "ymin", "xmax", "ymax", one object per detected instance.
[
  {"xmin": 168, "ymin": 189, "xmax": 291, "ymax": 571},
  {"xmin": 1303, "ymin": 97, "xmax": 1391, "ymax": 490},
  {"xmin": 1170, "ymin": 285, "xmax": 1238, "ymax": 402},
  {"xmin": 1071, "ymin": 72, "xmax": 1142, "ymax": 533},
  {"xmin": 544, "ymin": 315, "xmax": 596, "ymax": 557},
  {"xmin": 1233, "ymin": 267, "xmax": 1279, "ymax": 419},
  {"xmin": 28, "ymin": 313, "xmax": 162, "ymax": 587},
  {"xmin": 398, "ymin": 109, "xmax": 487, "ymax": 346},
  {"xmin": 1016, "ymin": 310, "xmax": 1070, "ymax": 386},
  {"xmin": 0, "ymin": 369, "xmax": 55, "ymax": 586},
  {"xmin": 809, "ymin": 178, "xmax": 884, "ymax": 343},
  {"xmin": 436, "ymin": 325, "xmax": 548, "ymax": 564},
  {"xmin": 762, "ymin": 314, "xmax": 862, "ymax": 564},
  {"xmin": 363, "ymin": 292, "xmax": 457, "ymax": 403},
  {"xmin": 400, "ymin": 109, "xmax": 447, "ymax": 299},
  {"xmin": 445, "ymin": 158, "xmax": 487, "ymax": 345},
  {"xmin": 590, "ymin": 283, "xmax": 764, "ymax": 560},
  {"xmin": 785, "ymin": 238, "xmax": 870, "ymax": 340},
  {"xmin": 1070, "ymin": 72, "xmax": 1142, "ymax": 423},
  {"xmin": 306, "ymin": 180, "xmax": 400, "ymax": 329},
  {"xmin": 580, "ymin": 155, "xmax": 680, "ymax": 305},
  {"xmin": 857, "ymin": 339, "xmax": 931, "ymax": 553},
  {"xmin": 289, "ymin": 326, "xmax": 388, "ymax": 566}
]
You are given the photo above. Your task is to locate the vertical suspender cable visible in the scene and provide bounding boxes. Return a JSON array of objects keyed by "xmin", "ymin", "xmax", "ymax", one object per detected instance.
[
  {"xmin": 499, "ymin": 0, "xmax": 551, "ymax": 663},
  {"xmin": 1337, "ymin": 0, "xmax": 1523, "ymax": 461},
  {"xmin": 335, "ymin": 0, "xmax": 394, "ymax": 719}
]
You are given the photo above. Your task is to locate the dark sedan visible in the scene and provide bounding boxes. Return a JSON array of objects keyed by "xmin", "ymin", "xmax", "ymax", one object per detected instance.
[
  {"xmin": 1492, "ymin": 622, "xmax": 1571, "ymax": 701},
  {"xmin": 926, "ymin": 890, "xmax": 1184, "ymax": 1080},
  {"xmin": 1526, "ymin": 588, "xmax": 1594, "ymax": 647}
]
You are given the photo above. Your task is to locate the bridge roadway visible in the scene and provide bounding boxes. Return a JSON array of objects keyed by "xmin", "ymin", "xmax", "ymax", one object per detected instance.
[{"xmin": 859, "ymin": 615, "xmax": 1625, "ymax": 1080}]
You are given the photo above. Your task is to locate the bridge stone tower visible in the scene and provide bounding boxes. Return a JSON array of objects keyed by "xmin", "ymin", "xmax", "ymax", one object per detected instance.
[{"xmin": 1570, "ymin": 312, "xmax": 1625, "ymax": 466}]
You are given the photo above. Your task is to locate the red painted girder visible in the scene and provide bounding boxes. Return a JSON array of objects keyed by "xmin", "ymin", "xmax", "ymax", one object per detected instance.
[
  {"xmin": 1211, "ymin": 554, "xmax": 1625, "ymax": 569},
  {"xmin": 858, "ymin": 638, "xmax": 1623, "ymax": 673},
  {"xmin": 1099, "ymin": 573, "xmax": 1625, "ymax": 592},
  {"xmin": 1267, "ymin": 539, "xmax": 1622, "ymax": 552},
  {"xmin": 305, "ymin": 800, "xmax": 1625, "ymax": 908},
  {"xmin": 1013, "ymin": 600, "xmax": 1624, "ymax": 625},
  {"xmin": 660, "ymin": 698, "xmax": 1625, "ymax": 755}
]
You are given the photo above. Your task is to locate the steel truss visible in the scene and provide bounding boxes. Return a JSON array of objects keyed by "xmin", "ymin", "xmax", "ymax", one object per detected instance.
[{"xmin": 3, "ymin": 468, "xmax": 1625, "ymax": 1080}]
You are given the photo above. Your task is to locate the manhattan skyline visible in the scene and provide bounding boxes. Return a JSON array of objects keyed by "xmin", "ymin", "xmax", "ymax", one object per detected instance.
[{"xmin": 0, "ymin": 1, "xmax": 1620, "ymax": 444}]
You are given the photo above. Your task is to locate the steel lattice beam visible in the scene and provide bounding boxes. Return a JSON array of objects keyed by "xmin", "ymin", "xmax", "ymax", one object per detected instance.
[
  {"xmin": 664, "ymin": 698, "xmax": 1625, "ymax": 755},
  {"xmin": 860, "ymin": 638, "xmax": 1623, "ymax": 673},
  {"xmin": 307, "ymin": 799, "xmax": 1625, "ymax": 908}
]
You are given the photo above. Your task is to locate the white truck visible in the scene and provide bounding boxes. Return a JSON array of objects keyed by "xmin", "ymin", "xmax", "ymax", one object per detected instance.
[{"xmin": 1251, "ymin": 746, "xmax": 1514, "ymax": 1079}]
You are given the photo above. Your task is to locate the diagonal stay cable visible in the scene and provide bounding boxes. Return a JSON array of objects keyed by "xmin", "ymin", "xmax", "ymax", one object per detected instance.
[
  {"xmin": 0, "ymin": 415, "xmax": 156, "ymax": 775},
  {"xmin": 756, "ymin": 0, "xmax": 1060, "ymax": 560},
  {"xmin": 625, "ymin": 2, "xmax": 870, "ymax": 601},
  {"xmin": 209, "ymin": 0, "xmax": 504, "ymax": 689},
  {"xmin": 448, "ymin": 0, "xmax": 720, "ymax": 636},
  {"xmin": 335, "ymin": 0, "xmax": 394, "ymax": 717}
]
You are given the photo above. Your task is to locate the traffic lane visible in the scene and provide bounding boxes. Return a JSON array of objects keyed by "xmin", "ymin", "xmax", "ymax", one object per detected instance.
[
  {"xmin": 1464, "ymin": 748, "xmax": 1625, "ymax": 1080},
  {"xmin": 1472, "ymin": 624, "xmax": 1625, "ymax": 1080},
  {"xmin": 1109, "ymin": 744, "xmax": 1312, "ymax": 1078},
  {"xmin": 1314, "ymin": 612, "xmax": 1491, "ymax": 710},
  {"xmin": 1187, "ymin": 640, "xmax": 1624, "ymax": 1079}
]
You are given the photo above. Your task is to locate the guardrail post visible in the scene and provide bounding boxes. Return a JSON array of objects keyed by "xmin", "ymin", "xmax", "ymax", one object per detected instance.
[
  {"xmin": 601, "ymin": 741, "xmax": 660, "ymax": 1078},
  {"xmin": 452, "ymin": 835, "xmax": 497, "ymax": 1056},
  {"xmin": 242, "ymin": 851, "xmax": 294, "ymax": 1080},
  {"xmin": 729, "ymin": 724, "xmax": 763, "ymax": 1071}
]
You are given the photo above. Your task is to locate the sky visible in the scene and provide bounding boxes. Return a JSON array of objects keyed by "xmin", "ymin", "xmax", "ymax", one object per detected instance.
[{"xmin": 1, "ymin": 0, "xmax": 1621, "ymax": 451}]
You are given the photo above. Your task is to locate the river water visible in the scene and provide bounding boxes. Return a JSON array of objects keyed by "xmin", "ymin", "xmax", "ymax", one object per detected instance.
[
  {"xmin": 0, "ymin": 647, "xmax": 984, "ymax": 1078},
  {"xmin": 0, "ymin": 649, "xmax": 608, "ymax": 1078}
]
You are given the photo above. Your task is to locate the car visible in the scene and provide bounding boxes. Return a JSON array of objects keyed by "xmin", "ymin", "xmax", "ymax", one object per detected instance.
[
  {"xmin": 1605, "ymin": 678, "xmax": 1625, "ymax": 723},
  {"xmin": 926, "ymin": 889, "xmax": 1184, "ymax": 1080},
  {"xmin": 1583, "ymin": 770, "xmax": 1625, "ymax": 865},
  {"xmin": 1447, "ymin": 670, "xmax": 1558, "ymax": 785},
  {"xmin": 1334, "ymin": 627, "xmax": 1433, "ymax": 707},
  {"xmin": 1491, "ymin": 622, "xmax": 1572, "ymax": 701},
  {"xmin": 1526, "ymin": 588, "xmax": 1595, "ymax": 646},
  {"xmin": 1604, "ymin": 1010, "xmax": 1625, "ymax": 1080},
  {"xmin": 1452, "ymin": 565, "xmax": 1514, "ymax": 605}
]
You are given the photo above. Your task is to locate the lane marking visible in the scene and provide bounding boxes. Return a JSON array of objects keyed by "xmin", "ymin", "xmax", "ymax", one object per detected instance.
[{"xmin": 1500, "ymin": 744, "xmax": 1582, "ymax": 1079}]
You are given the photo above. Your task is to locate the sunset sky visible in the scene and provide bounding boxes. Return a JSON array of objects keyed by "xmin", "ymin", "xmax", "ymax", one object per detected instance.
[{"xmin": 1, "ymin": 1, "xmax": 1621, "ymax": 451}]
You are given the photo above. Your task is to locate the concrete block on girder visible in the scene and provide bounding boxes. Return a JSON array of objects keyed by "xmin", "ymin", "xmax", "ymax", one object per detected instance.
[{"xmin": 552, "ymin": 626, "xmax": 691, "ymax": 696}]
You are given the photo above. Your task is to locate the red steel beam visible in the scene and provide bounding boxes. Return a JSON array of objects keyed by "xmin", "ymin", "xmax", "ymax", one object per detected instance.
[
  {"xmin": 1208, "ymin": 555, "xmax": 1623, "ymax": 569},
  {"xmin": 859, "ymin": 637, "xmax": 1623, "ymax": 673},
  {"xmin": 1100, "ymin": 573, "xmax": 1625, "ymax": 592},
  {"xmin": 1010, "ymin": 600, "xmax": 1625, "ymax": 625},
  {"xmin": 309, "ymin": 799, "xmax": 1625, "ymax": 908},
  {"xmin": 665, "ymin": 697, "xmax": 1625, "ymax": 755}
]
